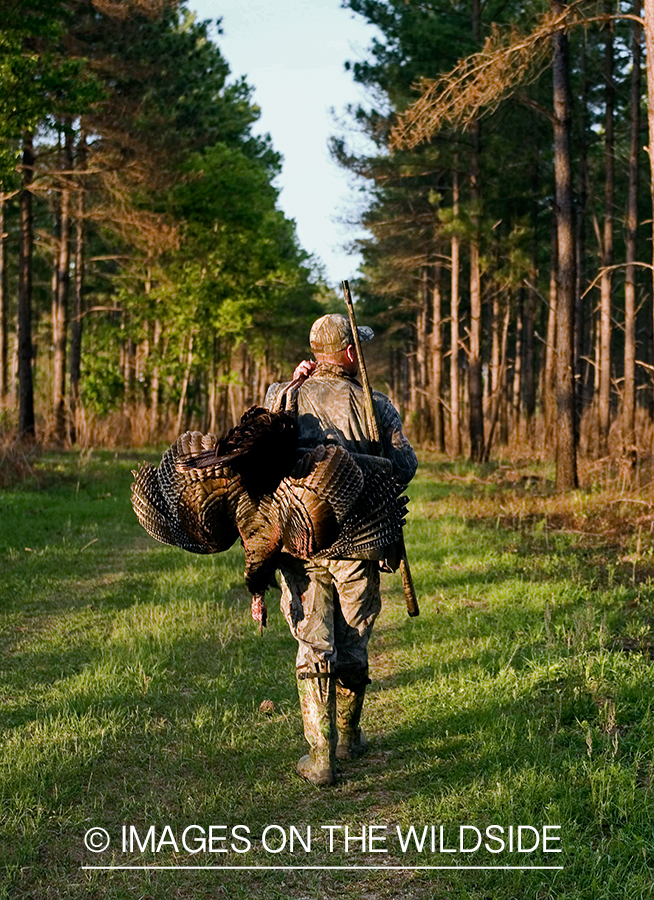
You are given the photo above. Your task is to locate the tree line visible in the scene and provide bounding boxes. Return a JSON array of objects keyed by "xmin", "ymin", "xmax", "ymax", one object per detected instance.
[
  {"xmin": 5, "ymin": 0, "xmax": 653, "ymax": 488},
  {"xmin": 335, "ymin": 0, "xmax": 654, "ymax": 486},
  {"xmin": 0, "ymin": 0, "xmax": 324, "ymax": 446}
]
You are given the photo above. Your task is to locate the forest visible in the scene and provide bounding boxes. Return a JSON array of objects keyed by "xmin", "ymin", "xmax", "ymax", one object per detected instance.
[
  {"xmin": 2, "ymin": 0, "xmax": 654, "ymax": 491},
  {"xmin": 5, "ymin": 6, "xmax": 654, "ymax": 898},
  {"xmin": 0, "ymin": 0, "xmax": 326, "ymax": 449},
  {"xmin": 331, "ymin": 0, "xmax": 654, "ymax": 490}
]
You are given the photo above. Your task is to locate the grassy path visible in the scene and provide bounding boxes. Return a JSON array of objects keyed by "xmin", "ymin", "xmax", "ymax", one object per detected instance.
[{"xmin": 1, "ymin": 450, "xmax": 654, "ymax": 898}]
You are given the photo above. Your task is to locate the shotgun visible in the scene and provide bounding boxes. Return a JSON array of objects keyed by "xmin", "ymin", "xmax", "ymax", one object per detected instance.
[{"xmin": 342, "ymin": 279, "xmax": 419, "ymax": 618}]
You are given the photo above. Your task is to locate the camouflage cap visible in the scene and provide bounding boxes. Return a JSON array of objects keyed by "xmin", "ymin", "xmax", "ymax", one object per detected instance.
[{"xmin": 309, "ymin": 314, "xmax": 374, "ymax": 354}]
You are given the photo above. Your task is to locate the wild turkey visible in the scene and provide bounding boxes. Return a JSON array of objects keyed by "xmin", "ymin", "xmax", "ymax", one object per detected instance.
[{"xmin": 131, "ymin": 406, "xmax": 408, "ymax": 632}]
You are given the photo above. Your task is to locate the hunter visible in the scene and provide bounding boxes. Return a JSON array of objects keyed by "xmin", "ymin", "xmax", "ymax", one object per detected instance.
[{"xmin": 264, "ymin": 313, "xmax": 417, "ymax": 785}]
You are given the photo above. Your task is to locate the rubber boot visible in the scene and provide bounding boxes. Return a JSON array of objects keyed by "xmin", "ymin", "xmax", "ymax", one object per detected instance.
[
  {"xmin": 296, "ymin": 663, "xmax": 337, "ymax": 786},
  {"xmin": 336, "ymin": 683, "xmax": 368, "ymax": 760}
]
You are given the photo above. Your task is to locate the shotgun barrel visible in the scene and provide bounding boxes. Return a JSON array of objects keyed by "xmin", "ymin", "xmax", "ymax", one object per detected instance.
[{"xmin": 342, "ymin": 280, "xmax": 419, "ymax": 618}]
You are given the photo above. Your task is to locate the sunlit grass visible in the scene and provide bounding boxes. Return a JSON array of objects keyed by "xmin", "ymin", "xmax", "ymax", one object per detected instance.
[{"xmin": 1, "ymin": 450, "xmax": 653, "ymax": 897}]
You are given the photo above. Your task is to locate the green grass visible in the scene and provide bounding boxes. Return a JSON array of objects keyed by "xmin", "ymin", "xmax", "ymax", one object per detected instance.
[{"xmin": 2, "ymin": 449, "xmax": 654, "ymax": 898}]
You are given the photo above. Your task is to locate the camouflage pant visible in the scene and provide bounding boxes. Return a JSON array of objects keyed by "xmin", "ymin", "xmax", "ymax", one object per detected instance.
[{"xmin": 279, "ymin": 557, "xmax": 381, "ymax": 689}]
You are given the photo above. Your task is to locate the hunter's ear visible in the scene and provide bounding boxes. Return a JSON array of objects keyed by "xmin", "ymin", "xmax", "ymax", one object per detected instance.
[{"xmin": 344, "ymin": 344, "xmax": 356, "ymax": 364}]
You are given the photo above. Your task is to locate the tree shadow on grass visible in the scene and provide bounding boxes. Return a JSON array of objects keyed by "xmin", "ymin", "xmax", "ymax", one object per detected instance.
[
  {"xmin": 1, "ymin": 543, "xmax": 247, "ymax": 616},
  {"xmin": 338, "ymin": 684, "xmax": 590, "ymax": 810},
  {"xmin": 0, "ymin": 605, "xmax": 299, "ymax": 728}
]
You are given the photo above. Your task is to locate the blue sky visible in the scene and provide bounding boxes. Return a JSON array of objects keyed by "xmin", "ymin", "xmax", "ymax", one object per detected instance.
[{"xmin": 185, "ymin": 0, "xmax": 382, "ymax": 285}]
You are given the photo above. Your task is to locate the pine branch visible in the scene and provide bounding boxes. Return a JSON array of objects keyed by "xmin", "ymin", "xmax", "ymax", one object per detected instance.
[{"xmin": 390, "ymin": 2, "xmax": 592, "ymax": 149}]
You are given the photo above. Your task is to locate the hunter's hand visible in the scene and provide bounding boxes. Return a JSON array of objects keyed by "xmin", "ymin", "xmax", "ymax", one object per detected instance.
[{"xmin": 292, "ymin": 360, "xmax": 316, "ymax": 382}]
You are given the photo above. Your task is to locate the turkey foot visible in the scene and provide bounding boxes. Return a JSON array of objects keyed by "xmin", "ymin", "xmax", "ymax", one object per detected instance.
[{"xmin": 251, "ymin": 594, "xmax": 267, "ymax": 634}]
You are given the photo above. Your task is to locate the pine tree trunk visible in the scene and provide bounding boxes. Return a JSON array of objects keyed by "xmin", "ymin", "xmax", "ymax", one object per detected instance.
[
  {"xmin": 0, "ymin": 188, "xmax": 7, "ymax": 402},
  {"xmin": 643, "ymin": 0, "xmax": 654, "ymax": 363},
  {"xmin": 135, "ymin": 335, "xmax": 148, "ymax": 388},
  {"xmin": 552, "ymin": 3, "xmax": 578, "ymax": 489},
  {"xmin": 431, "ymin": 264, "xmax": 445, "ymax": 451},
  {"xmin": 389, "ymin": 348, "xmax": 397, "ymax": 411},
  {"xmin": 408, "ymin": 333, "xmax": 418, "ymax": 436},
  {"xmin": 53, "ymin": 126, "xmax": 74, "ymax": 442},
  {"xmin": 598, "ymin": 6, "xmax": 614, "ymax": 457},
  {"xmin": 468, "ymin": 132, "xmax": 484, "ymax": 461},
  {"xmin": 209, "ymin": 335, "xmax": 218, "ymax": 434},
  {"xmin": 123, "ymin": 333, "xmax": 135, "ymax": 409},
  {"xmin": 624, "ymin": 0, "xmax": 641, "ymax": 458},
  {"xmin": 239, "ymin": 343, "xmax": 248, "ymax": 413},
  {"xmin": 11, "ymin": 332, "xmax": 17, "ymax": 404},
  {"xmin": 525, "ymin": 165, "xmax": 538, "ymax": 439},
  {"xmin": 468, "ymin": 0, "xmax": 484, "ymax": 462},
  {"xmin": 69, "ymin": 199, "xmax": 84, "ymax": 443},
  {"xmin": 176, "ymin": 332, "xmax": 195, "ymax": 435},
  {"xmin": 69, "ymin": 133, "xmax": 85, "ymax": 444},
  {"xmin": 484, "ymin": 303, "xmax": 510, "ymax": 461},
  {"xmin": 228, "ymin": 346, "xmax": 239, "ymax": 429},
  {"xmin": 512, "ymin": 296, "xmax": 523, "ymax": 438},
  {"xmin": 416, "ymin": 274, "xmax": 428, "ymax": 442},
  {"xmin": 647, "ymin": 300, "xmax": 654, "ymax": 419},
  {"xmin": 590, "ymin": 306, "xmax": 600, "ymax": 455},
  {"xmin": 490, "ymin": 294, "xmax": 501, "ymax": 413},
  {"xmin": 150, "ymin": 318, "xmax": 162, "ymax": 437},
  {"xmin": 18, "ymin": 133, "xmax": 35, "ymax": 439},
  {"xmin": 524, "ymin": 280, "xmax": 536, "ymax": 438},
  {"xmin": 450, "ymin": 167, "xmax": 461, "ymax": 457},
  {"xmin": 576, "ymin": 30, "xmax": 589, "ymax": 416},
  {"xmin": 544, "ymin": 217, "xmax": 558, "ymax": 437}
]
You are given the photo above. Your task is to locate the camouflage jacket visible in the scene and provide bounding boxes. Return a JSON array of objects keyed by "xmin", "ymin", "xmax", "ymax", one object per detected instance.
[{"xmin": 264, "ymin": 363, "xmax": 417, "ymax": 487}]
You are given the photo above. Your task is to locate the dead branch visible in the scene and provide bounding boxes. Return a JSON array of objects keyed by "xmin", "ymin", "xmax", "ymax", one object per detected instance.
[
  {"xmin": 581, "ymin": 261, "xmax": 654, "ymax": 299},
  {"xmin": 390, "ymin": 2, "xmax": 618, "ymax": 149}
]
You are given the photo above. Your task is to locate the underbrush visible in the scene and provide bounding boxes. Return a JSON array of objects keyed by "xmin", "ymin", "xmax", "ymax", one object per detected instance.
[{"xmin": 0, "ymin": 434, "xmax": 42, "ymax": 488}]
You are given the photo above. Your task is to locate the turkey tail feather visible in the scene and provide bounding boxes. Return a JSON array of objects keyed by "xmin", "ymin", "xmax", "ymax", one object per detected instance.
[
  {"xmin": 131, "ymin": 432, "xmax": 240, "ymax": 554},
  {"xmin": 275, "ymin": 444, "xmax": 408, "ymax": 563},
  {"xmin": 131, "ymin": 463, "xmax": 212, "ymax": 554}
]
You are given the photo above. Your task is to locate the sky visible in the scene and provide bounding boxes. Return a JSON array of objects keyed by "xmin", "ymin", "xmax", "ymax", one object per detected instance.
[{"xmin": 184, "ymin": 0, "xmax": 382, "ymax": 285}]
